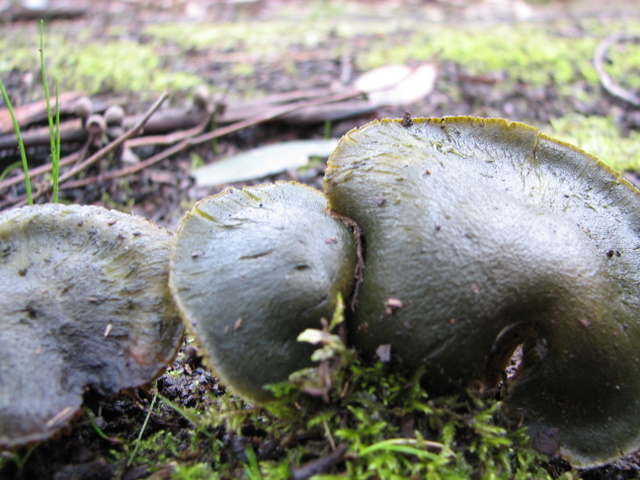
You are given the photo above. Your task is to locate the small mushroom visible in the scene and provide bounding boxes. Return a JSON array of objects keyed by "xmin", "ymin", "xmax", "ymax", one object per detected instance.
[
  {"xmin": 85, "ymin": 113, "xmax": 107, "ymax": 148},
  {"xmin": 169, "ymin": 182, "xmax": 356, "ymax": 402},
  {"xmin": 73, "ymin": 96, "xmax": 93, "ymax": 127},
  {"xmin": 323, "ymin": 117, "xmax": 640, "ymax": 467},
  {"xmin": 0, "ymin": 204, "xmax": 184, "ymax": 448},
  {"xmin": 104, "ymin": 105, "xmax": 125, "ymax": 128}
]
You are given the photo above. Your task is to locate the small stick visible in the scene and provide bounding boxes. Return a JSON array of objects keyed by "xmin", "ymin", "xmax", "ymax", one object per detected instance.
[
  {"xmin": 15, "ymin": 90, "xmax": 169, "ymax": 207},
  {"xmin": 125, "ymin": 117, "xmax": 210, "ymax": 148},
  {"xmin": 60, "ymin": 89, "xmax": 364, "ymax": 189},
  {"xmin": 0, "ymin": 108, "xmax": 207, "ymax": 192},
  {"xmin": 594, "ymin": 32, "xmax": 640, "ymax": 108},
  {"xmin": 0, "ymin": 151, "xmax": 80, "ymax": 191},
  {"xmin": 290, "ymin": 444, "xmax": 349, "ymax": 480}
]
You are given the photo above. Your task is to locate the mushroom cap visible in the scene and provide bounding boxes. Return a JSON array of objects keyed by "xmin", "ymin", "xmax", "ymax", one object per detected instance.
[
  {"xmin": 323, "ymin": 117, "xmax": 640, "ymax": 467},
  {"xmin": 169, "ymin": 182, "xmax": 356, "ymax": 403},
  {"xmin": 73, "ymin": 96, "xmax": 93, "ymax": 120},
  {"xmin": 0, "ymin": 204, "xmax": 184, "ymax": 448},
  {"xmin": 104, "ymin": 105, "xmax": 125, "ymax": 127}
]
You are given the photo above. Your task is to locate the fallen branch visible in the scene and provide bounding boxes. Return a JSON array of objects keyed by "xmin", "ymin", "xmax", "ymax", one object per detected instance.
[
  {"xmin": 0, "ymin": 118, "xmax": 86, "ymax": 150},
  {"xmin": 0, "ymin": 99, "xmax": 210, "ymax": 151},
  {"xmin": 0, "ymin": 117, "xmax": 210, "ymax": 194},
  {"xmin": 290, "ymin": 444, "xmax": 349, "ymax": 480},
  {"xmin": 0, "ymin": 92, "xmax": 83, "ymax": 134},
  {"xmin": 126, "ymin": 118, "xmax": 211, "ymax": 148},
  {"xmin": 0, "ymin": 86, "xmax": 373, "ymax": 153},
  {"xmin": 1, "ymin": 5, "xmax": 86, "ymax": 22},
  {"xmin": 594, "ymin": 32, "xmax": 640, "ymax": 108}
]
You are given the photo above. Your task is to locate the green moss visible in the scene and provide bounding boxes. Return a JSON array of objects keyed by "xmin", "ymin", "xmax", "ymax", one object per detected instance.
[
  {"xmin": 47, "ymin": 42, "xmax": 202, "ymax": 95},
  {"xmin": 205, "ymin": 363, "xmax": 562, "ymax": 479},
  {"xmin": 547, "ymin": 114, "xmax": 640, "ymax": 171},
  {"xmin": 231, "ymin": 62, "xmax": 257, "ymax": 77},
  {"xmin": 71, "ymin": 297, "xmax": 566, "ymax": 480},
  {"xmin": 0, "ymin": 29, "xmax": 203, "ymax": 96},
  {"xmin": 144, "ymin": 17, "xmax": 400, "ymax": 57},
  {"xmin": 361, "ymin": 23, "xmax": 602, "ymax": 86},
  {"xmin": 360, "ymin": 19, "xmax": 639, "ymax": 91},
  {"xmin": 151, "ymin": 302, "xmax": 567, "ymax": 479},
  {"xmin": 172, "ymin": 463, "xmax": 218, "ymax": 480},
  {"xmin": 604, "ymin": 36, "xmax": 640, "ymax": 91}
]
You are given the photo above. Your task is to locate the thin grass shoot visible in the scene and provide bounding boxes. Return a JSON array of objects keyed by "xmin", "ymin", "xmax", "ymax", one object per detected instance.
[
  {"xmin": 0, "ymin": 81, "xmax": 33, "ymax": 205},
  {"xmin": 39, "ymin": 20, "xmax": 61, "ymax": 203}
]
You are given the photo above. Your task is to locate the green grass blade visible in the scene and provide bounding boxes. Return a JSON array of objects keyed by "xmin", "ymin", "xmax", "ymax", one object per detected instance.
[
  {"xmin": 52, "ymin": 80, "xmax": 61, "ymax": 202},
  {"xmin": 359, "ymin": 438, "xmax": 443, "ymax": 460},
  {"xmin": 39, "ymin": 20, "xmax": 61, "ymax": 203},
  {"xmin": 0, "ymin": 161, "xmax": 22, "ymax": 183},
  {"xmin": 0, "ymin": 81, "xmax": 33, "ymax": 205},
  {"xmin": 156, "ymin": 391, "xmax": 203, "ymax": 428},
  {"xmin": 127, "ymin": 391, "xmax": 158, "ymax": 467},
  {"xmin": 84, "ymin": 408, "xmax": 121, "ymax": 444},
  {"xmin": 242, "ymin": 446, "xmax": 264, "ymax": 480}
]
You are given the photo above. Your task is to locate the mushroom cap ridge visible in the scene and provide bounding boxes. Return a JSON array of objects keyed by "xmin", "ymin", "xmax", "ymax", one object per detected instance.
[
  {"xmin": 0, "ymin": 204, "xmax": 184, "ymax": 448},
  {"xmin": 169, "ymin": 182, "xmax": 357, "ymax": 403},
  {"xmin": 323, "ymin": 116, "xmax": 640, "ymax": 467}
]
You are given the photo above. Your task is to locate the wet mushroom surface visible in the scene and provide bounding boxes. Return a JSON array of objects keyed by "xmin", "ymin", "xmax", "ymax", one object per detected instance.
[
  {"xmin": 169, "ymin": 181, "xmax": 357, "ymax": 403},
  {"xmin": 0, "ymin": 204, "xmax": 184, "ymax": 448},
  {"xmin": 323, "ymin": 117, "xmax": 640, "ymax": 468}
]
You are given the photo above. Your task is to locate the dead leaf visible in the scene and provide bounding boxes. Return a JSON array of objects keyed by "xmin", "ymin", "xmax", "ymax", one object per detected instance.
[{"xmin": 354, "ymin": 64, "xmax": 437, "ymax": 108}]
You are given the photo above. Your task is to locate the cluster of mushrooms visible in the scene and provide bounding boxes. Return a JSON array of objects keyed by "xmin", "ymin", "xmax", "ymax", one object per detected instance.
[{"xmin": 2, "ymin": 116, "xmax": 640, "ymax": 468}]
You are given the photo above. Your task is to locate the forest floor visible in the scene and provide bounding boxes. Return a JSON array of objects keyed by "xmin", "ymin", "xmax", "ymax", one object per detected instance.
[{"xmin": 1, "ymin": 0, "xmax": 640, "ymax": 479}]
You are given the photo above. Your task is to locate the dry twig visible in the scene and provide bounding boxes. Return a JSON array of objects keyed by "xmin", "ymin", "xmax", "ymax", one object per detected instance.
[
  {"xmin": 10, "ymin": 90, "xmax": 169, "ymax": 208},
  {"xmin": 594, "ymin": 32, "xmax": 640, "ymax": 108},
  {"xmin": 290, "ymin": 444, "xmax": 349, "ymax": 480},
  {"xmin": 1, "ymin": 151, "xmax": 80, "ymax": 192},
  {"xmin": 60, "ymin": 89, "xmax": 365, "ymax": 190}
]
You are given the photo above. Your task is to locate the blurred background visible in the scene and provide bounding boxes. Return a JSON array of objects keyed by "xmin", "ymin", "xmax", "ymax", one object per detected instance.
[{"xmin": 1, "ymin": 0, "xmax": 639, "ymax": 224}]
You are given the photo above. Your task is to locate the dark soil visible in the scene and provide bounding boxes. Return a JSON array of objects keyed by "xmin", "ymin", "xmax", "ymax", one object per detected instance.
[{"xmin": 2, "ymin": 1, "xmax": 640, "ymax": 479}]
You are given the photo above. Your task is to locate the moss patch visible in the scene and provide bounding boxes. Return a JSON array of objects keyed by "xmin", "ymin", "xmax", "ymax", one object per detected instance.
[
  {"xmin": 547, "ymin": 114, "xmax": 640, "ymax": 171},
  {"xmin": 50, "ymin": 42, "xmax": 202, "ymax": 95},
  {"xmin": 143, "ymin": 17, "xmax": 405, "ymax": 60},
  {"xmin": 0, "ymin": 28, "xmax": 203, "ymax": 97},
  {"xmin": 361, "ymin": 21, "xmax": 639, "ymax": 88}
]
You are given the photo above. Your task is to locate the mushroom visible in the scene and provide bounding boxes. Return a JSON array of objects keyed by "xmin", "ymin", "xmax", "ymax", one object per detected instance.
[
  {"xmin": 73, "ymin": 96, "xmax": 93, "ymax": 127},
  {"xmin": 169, "ymin": 182, "xmax": 356, "ymax": 403},
  {"xmin": 104, "ymin": 105, "xmax": 125, "ymax": 128},
  {"xmin": 85, "ymin": 113, "xmax": 107, "ymax": 149},
  {"xmin": 323, "ymin": 116, "xmax": 640, "ymax": 467},
  {"xmin": 0, "ymin": 204, "xmax": 184, "ymax": 448}
]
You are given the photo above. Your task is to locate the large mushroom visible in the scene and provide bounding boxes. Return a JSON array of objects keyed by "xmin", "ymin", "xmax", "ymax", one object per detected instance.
[
  {"xmin": 169, "ymin": 182, "xmax": 357, "ymax": 403},
  {"xmin": 323, "ymin": 117, "xmax": 640, "ymax": 467},
  {"xmin": 0, "ymin": 204, "xmax": 184, "ymax": 448}
]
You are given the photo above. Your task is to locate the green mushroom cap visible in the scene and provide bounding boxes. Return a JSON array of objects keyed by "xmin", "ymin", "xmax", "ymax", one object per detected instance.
[
  {"xmin": 0, "ymin": 204, "xmax": 184, "ymax": 448},
  {"xmin": 169, "ymin": 182, "xmax": 356, "ymax": 403},
  {"xmin": 323, "ymin": 117, "xmax": 640, "ymax": 467}
]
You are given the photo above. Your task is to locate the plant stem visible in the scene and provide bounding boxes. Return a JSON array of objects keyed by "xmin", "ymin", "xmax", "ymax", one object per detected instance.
[
  {"xmin": 0, "ymin": 81, "xmax": 32, "ymax": 205},
  {"xmin": 156, "ymin": 391, "xmax": 202, "ymax": 428},
  {"xmin": 127, "ymin": 391, "xmax": 158, "ymax": 467},
  {"xmin": 40, "ymin": 20, "xmax": 61, "ymax": 202}
]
